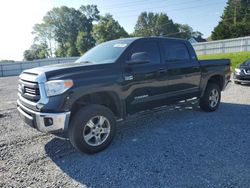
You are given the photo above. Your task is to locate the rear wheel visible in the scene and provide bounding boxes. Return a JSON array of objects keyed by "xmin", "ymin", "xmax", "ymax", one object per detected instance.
[
  {"xmin": 199, "ymin": 83, "xmax": 221, "ymax": 112},
  {"xmin": 69, "ymin": 104, "xmax": 116, "ymax": 154}
]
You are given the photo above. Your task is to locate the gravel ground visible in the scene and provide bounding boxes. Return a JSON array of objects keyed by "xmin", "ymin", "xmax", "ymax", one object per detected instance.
[{"xmin": 0, "ymin": 76, "xmax": 250, "ymax": 188}]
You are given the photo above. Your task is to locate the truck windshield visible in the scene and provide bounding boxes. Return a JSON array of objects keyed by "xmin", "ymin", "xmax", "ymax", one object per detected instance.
[{"xmin": 75, "ymin": 40, "xmax": 130, "ymax": 65}]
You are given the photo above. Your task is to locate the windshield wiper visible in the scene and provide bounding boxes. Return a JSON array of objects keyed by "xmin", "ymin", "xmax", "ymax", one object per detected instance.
[{"xmin": 77, "ymin": 61, "xmax": 94, "ymax": 64}]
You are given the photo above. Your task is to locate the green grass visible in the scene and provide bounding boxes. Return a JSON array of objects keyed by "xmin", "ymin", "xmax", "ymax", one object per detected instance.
[{"xmin": 198, "ymin": 51, "xmax": 250, "ymax": 69}]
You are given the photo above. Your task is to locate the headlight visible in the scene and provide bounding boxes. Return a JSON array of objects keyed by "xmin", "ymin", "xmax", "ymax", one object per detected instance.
[
  {"xmin": 45, "ymin": 80, "xmax": 73, "ymax": 97},
  {"xmin": 235, "ymin": 68, "xmax": 241, "ymax": 74}
]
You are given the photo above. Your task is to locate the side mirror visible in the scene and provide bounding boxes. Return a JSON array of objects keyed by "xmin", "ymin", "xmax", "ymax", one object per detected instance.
[{"xmin": 127, "ymin": 52, "xmax": 150, "ymax": 65}]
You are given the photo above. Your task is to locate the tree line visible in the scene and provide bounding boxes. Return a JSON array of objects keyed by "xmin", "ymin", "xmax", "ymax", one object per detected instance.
[
  {"xmin": 24, "ymin": 5, "xmax": 203, "ymax": 60},
  {"xmin": 24, "ymin": 0, "xmax": 250, "ymax": 60},
  {"xmin": 212, "ymin": 0, "xmax": 250, "ymax": 40}
]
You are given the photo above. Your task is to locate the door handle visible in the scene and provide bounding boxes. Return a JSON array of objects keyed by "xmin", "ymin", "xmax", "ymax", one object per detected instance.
[
  {"xmin": 192, "ymin": 66, "xmax": 199, "ymax": 69},
  {"xmin": 124, "ymin": 75, "xmax": 134, "ymax": 81},
  {"xmin": 158, "ymin": 68, "xmax": 167, "ymax": 74}
]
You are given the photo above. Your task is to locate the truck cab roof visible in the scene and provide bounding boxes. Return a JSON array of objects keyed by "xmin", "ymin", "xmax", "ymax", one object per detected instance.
[{"xmin": 111, "ymin": 36, "xmax": 189, "ymax": 44}]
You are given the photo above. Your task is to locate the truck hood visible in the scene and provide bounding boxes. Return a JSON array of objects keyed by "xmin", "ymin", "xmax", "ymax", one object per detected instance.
[
  {"xmin": 238, "ymin": 63, "xmax": 250, "ymax": 69},
  {"xmin": 23, "ymin": 62, "xmax": 116, "ymax": 81}
]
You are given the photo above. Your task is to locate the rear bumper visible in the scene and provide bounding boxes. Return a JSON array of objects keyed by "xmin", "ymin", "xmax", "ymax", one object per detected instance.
[{"xmin": 17, "ymin": 100, "xmax": 70, "ymax": 132}]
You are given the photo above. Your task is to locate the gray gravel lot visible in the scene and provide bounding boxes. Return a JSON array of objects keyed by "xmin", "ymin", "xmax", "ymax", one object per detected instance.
[{"xmin": 0, "ymin": 76, "xmax": 250, "ymax": 188}]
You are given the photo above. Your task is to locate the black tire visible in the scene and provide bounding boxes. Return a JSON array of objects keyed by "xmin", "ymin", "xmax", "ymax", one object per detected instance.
[
  {"xmin": 199, "ymin": 83, "xmax": 221, "ymax": 112},
  {"xmin": 68, "ymin": 104, "xmax": 116, "ymax": 154}
]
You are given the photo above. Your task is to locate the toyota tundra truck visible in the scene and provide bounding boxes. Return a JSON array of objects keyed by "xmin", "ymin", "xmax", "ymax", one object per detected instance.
[{"xmin": 17, "ymin": 37, "xmax": 231, "ymax": 154}]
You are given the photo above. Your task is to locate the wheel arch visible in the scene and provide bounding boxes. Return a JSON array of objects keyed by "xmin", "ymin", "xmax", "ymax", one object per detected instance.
[
  {"xmin": 207, "ymin": 74, "xmax": 224, "ymax": 91},
  {"xmin": 200, "ymin": 74, "xmax": 224, "ymax": 97},
  {"xmin": 71, "ymin": 91, "xmax": 124, "ymax": 120}
]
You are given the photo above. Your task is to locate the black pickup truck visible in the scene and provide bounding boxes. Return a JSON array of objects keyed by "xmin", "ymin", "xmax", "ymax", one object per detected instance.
[{"xmin": 17, "ymin": 37, "xmax": 231, "ymax": 154}]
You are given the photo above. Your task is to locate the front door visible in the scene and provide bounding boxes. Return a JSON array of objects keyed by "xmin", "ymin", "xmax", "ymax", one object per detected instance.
[{"xmin": 122, "ymin": 39, "xmax": 168, "ymax": 114}]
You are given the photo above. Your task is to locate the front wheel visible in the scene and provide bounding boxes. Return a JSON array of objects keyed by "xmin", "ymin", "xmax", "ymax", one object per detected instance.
[
  {"xmin": 199, "ymin": 83, "xmax": 221, "ymax": 112},
  {"xmin": 68, "ymin": 105, "xmax": 116, "ymax": 154}
]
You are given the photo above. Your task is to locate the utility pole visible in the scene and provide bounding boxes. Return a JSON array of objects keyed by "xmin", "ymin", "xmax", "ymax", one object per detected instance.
[{"xmin": 234, "ymin": 0, "xmax": 237, "ymax": 25}]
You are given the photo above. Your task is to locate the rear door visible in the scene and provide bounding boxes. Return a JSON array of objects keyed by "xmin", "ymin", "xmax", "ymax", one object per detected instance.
[
  {"xmin": 161, "ymin": 40, "xmax": 201, "ymax": 100},
  {"xmin": 122, "ymin": 39, "xmax": 168, "ymax": 113}
]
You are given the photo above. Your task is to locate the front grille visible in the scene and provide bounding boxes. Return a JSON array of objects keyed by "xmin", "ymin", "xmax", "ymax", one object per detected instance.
[
  {"xmin": 239, "ymin": 77, "xmax": 250, "ymax": 81},
  {"xmin": 243, "ymin": 69, "xmax": 250, "ymax": 75},
  {"xmin": 18, "ymin": 79, "xmax": 40, "ymax": 102}
]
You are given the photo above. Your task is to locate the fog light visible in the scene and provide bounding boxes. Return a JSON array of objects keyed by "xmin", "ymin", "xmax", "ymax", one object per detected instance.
[{"xmin": 44, "ymin": 117, "xmax": 53, "ymax": 127}]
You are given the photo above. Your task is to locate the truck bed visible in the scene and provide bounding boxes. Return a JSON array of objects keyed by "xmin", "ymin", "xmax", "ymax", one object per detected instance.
[
  {"xmin": 199, "ymin": 59, "xmax": 231, "ymax": 67},
  {"xmin": 199, "ymin": 59, "xmax": 231, "ymax": 91}
]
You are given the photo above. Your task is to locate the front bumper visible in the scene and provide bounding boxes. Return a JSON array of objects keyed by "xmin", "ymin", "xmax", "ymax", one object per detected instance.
[
  {"xmin": 233, "ymin": 73, "xmax": 250, "ymax": 83},
  {"xmin": 17, "ymin": 100, "xmax": 70, "ymax": 132}
]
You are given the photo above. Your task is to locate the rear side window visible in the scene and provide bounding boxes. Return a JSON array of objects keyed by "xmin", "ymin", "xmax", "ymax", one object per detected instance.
[
  {"xmin": 130, "ymin": 41, "xmax": 161, "ymax": 64},
  {"xmin": 163, "ymin": 41, "xmax": 190, "ymax": 62}
]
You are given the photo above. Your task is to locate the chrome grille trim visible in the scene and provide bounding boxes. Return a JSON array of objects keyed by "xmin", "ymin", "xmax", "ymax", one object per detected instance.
[
  {"xmin": 243, "ymin": 69, "xmax": 250, "ymax": 75},
  {"xmin": 18, "ymin": 79, "xmax": 40, "ymax": 102},
  {"xmin": 18, "ymin": 72, "xmax": 49, "ymax": 107}
]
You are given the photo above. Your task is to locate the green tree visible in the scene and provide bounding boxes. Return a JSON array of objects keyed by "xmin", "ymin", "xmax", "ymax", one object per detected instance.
[
  {"xmin": 23, "ymin": 44, "xmax": 48, "ymax": 61},
  {"xmin": 177, "ymin": 24, "xmax": 193, "ymax": 39},
  {"xmin": 192, "ymin": 31, "xmax": 204, "ymax": 40},
  {"xmin": 93, "ymin": 14, "xmax": 129, "ymax": 43},
  {"xmin": 79, "ymin": 5, "xmax": 100, "ymax": 27},
  {"xmin": 212, "ymin": 0, "xmax": 250, "ymax": 40},
  {"xmin": 32, "ymin": 23, "xmax": 55, "ymax": 57},
  {"xmin": 77, "ymin": 5, "xmax": 99, "ymax": 52},
  {"xmin": 134, "ymin": 12, "xmax": 179, "ymax": 37},
  {"xmin": 44, "ymin": 5, "xmax": 99, "ymax": 57},
  {"xmin": 25, "ymin": 5, "xmax": 100, "ymax": 59},
  {"xmin": 44, "ymin": 6, "xmax": 86, "ymax": 57},
  {"xmin": 76, "ymin": 31, "xmax": 95, "ymax": 55}
]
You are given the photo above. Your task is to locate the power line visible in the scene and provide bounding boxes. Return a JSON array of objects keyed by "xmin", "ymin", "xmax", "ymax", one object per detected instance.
[
  {"xmin": 102, "ymin": 0, "xmax": 203, "ymax": 12},
  {"xmin": 164, "ymin": 31, "xmax": 184, "ymax": 37},
  {"xmin": 142, "ymin": 15, "xmax": 245, "ymax": 38},
  {"xmin": 106, "ymin": 0, "xmax": 204, "ymax": 14},
  {"xmin": 94, "ymin": 1, "xmax": 234, "ymax": 37},
  {"xmin": 114, "ymin": 1, "xmax": 226, "ymax": 18},
  {"xmin": 97, "ymin": 1, "xmax": 235, "ymax": 37},
  {"xmin": 101, "ymin": 0, "xmax": 169, "ymax": 9}
]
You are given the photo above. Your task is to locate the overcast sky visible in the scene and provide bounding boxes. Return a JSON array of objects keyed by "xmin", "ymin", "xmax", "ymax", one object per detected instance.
[{"xmin": 0, "ymin": 0, "xmax": 227, "ymax": 61}]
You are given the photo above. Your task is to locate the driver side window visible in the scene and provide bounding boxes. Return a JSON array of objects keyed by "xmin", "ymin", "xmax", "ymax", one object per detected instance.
[{"xmin": 130, "ymin": 41, "xmax": 161, "ymax": 64}]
